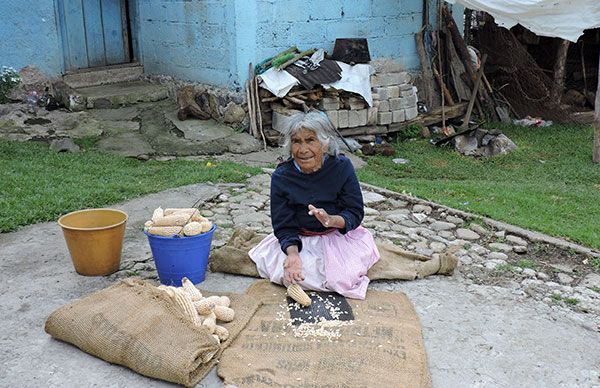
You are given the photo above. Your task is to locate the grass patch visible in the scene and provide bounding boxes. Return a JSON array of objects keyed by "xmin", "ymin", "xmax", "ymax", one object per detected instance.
[
  {"xmin": 358, "ymin": 123, "xmax": 600, "ymax": 249},
  {"xmin": 550, "ymin": 293, "xmax": 563, "ymax": 302},
  {"xmin": 564, "ymin": 297, "xmax": 579, "ymax": 305},
  {"xmin": 591, "ymin": 287, "xmax": 600, "ymax": 293},
  {"xmin": 495, "ymin": 264, "xmax": 517, "ymax": 273},
  {"xmin": 591, "ymin": 257, "xmax": 600, "ymax": 272},
  {"xmin": 0, "ymin": 139, "xmax": 260, "ymax": 232},
  {"xmin": 516, "ymin": 259, "xmax": 538, "ymax": 269}
]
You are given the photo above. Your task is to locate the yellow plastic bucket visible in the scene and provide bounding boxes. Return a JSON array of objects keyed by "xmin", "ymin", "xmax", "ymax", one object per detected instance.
[{"xmin": 58, "ymin": 208, "xmax": 128, "ymax": 276}]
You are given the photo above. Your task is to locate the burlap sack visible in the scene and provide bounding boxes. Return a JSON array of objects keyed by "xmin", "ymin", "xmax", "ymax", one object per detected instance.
[
  {"xmin": 209, "ymin": 228, "xmax": 455, "ymax": 281},
  {"xmin": 218, "ymin": 280, "xmax": 431, "ymax": 387},
  {"xmin": 45, "ymin": 278, "xmax": 259, "ymax": 387}
]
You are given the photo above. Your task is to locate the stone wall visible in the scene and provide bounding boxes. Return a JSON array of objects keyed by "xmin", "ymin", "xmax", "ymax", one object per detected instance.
[{"xmin": 0, "ymin": 0, "xmax": 63, "ymax": 76}]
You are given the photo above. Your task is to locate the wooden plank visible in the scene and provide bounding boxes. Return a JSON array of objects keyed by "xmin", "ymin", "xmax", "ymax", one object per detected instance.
[
  {"xmin": 61, "ymin": 0, "xmax": 89, "ymax": 70},
  {"xmin": 446, "ymin": 33, "xmax": 470, "ymax": 101},
  {"xmin": 415, "ymin": 29, "xmax": 435, "ymax": 108},
  {"xmin": 593, "ymin": 51, "xmax": 600, "ymax": 164},
  {"xmin": 83, "ymin": 0, "xmax": 107, "ymax": 67},
  {"xmin": 101, "ymin": 0, "xmax": 126, "ymax": 65}
]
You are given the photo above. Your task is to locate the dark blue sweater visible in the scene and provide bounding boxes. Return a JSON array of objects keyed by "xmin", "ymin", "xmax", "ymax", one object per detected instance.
[{"xmin": 270, "ymin": 155, "xmax": 364, "ymax": 253}]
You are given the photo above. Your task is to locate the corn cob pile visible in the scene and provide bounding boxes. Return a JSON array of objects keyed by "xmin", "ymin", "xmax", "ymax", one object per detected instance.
[
  {"xmin": 144, "ymin": 207, "xmax": 213, "ymax": 237},
  {"xmin": 157, "ymin": 277, "xmax": 234, "ymax": 345}
]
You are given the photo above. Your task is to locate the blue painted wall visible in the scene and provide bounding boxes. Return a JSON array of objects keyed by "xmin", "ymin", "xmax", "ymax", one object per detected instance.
[
  {"xmin": 134, "ymin": 0, "xmax": 449, "ymax": 89},
  {"xmin": 135, "ymin": 0, "xmax": 238, "ymax": 88},
  {"xmin": 0, "ymin": 0, "xmax": 63, "ymax": 76}
]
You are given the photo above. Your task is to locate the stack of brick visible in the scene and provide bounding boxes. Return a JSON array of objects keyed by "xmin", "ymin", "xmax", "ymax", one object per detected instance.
[
  {"xmin": 320, "ymin": 94, "xmax": 378, "ymax": 129},
  {"xmin": 371, "ymin": 71, "xmax": 419, "ymax": 126}
]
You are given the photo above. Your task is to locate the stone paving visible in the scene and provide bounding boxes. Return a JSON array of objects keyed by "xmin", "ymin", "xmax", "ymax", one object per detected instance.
[{"xmin": 117, "ymin": 172, "xmax": 600, "ymax": 319}]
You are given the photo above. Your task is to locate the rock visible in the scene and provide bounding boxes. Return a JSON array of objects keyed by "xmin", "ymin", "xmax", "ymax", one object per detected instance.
[
  {"xmin": 438, "ymin": 231, "xmax": 456, "ymax": 240},
  {"xmin": 411, "ymin": 213, "xmax": 428, "ymax": 223},
  {"xmin": 430, "ymin": 242, "xmax": 446, "ymax": 252},
  {"xmin": 495, "ymin": 230, "xmax": 506, "ymax": 238},
  {"xmin": 455, "ymin": 228, "xmax": 480, "ymax": 240},
  {"xmin": 506, "ymin": 235, "xmax": 528, "ymax": 246},
  {"xmin": 536, "ymin": 272, "xmax": 549, "ymax": 280},
  {"xmin": 580, "ymin": 273, "xmax": 600, "ymax": 289},
  {"xmin": 550, "ymin": 263, "xmax": 574, "ymax": 273},
  {"xmin": 430, "ymin": 221, "xmax": 456, "ymax": 231},
  {"xmin": 387, "ymin": 213, "xmax": 408, "ymax": 223},
  {"xmin": 49, "ymin": 138, "xmax": 80, "ymax": 153},
  {"xmin": 513, "ymin": 246, "xmax": 527, "ymax": 254},
  {"xmin": 489, "ymin": 134, "xmax": 517, "ymax": 156},
  {"xmin": 522, "ymin": 268, "xmax": 536, "ymax": 277},
  {"xmin": 470, "ymin": 224, "xmax": 488, "ymax": 235},
  {"xmin": 488, "ymin": 252, "xmax": 508, "ymax": 261},
  {"xmin": 392, "ymin": 158, "xmax": 409, "ymax": 164},
  {"xmin": 136, "ymin": 154, "xmax": 150, "ymax": 161},
  {"xmin": 446, "ymin": 215, "xmax": 464, "ymax": 224},
  {"xmin": 97, "ymin": 132, "xmax": 154, "ymax": 157},
  {"xmin": 470, "ymin": 244, "xmax": 488, "ymax": 255},
  {"xmin": 412, "ymin": 204, "xmax": 432, "ymax": 214},
  {"xmin": 557, "ymin": 273, "xmax": 574, "ymax": 285},
  {"xmin": 415, "ymin": 247, "xmax": 434, "ymax": 256},
  {"xmin": 223, "ymin": 103, "xmax": 246, "ymax": 124},
  {"xmin": 233, "ymin": 212, "xmax": 270, "ymax": 225},
  {"xmin": 488, "ymin": 242, "xmax": 513, "ymax": 252},
  {"xmin": 364, "ymin": 207, "xmax": 379, "ymax": 216},
  {"xmin": 363, "ymin": 191, "xmax": 386, "ymax": 205},
  {"xmin": 485, "ymin": 259, "xmax": 507, "ymax": 270},
  {"xmin": 459, "ymin": 255, "xmax": 473, "ymax": 265}
]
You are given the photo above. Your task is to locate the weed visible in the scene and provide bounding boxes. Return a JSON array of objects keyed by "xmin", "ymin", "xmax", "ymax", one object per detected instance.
[
  {"xmin": 496, "ymin": 264, "xmax": 516, "ymax": 273},
  {"xmin": 564, "ymin": 297, "xmax": 579, "ymax": 305},
  {"xmin": 591, "ymin": 287, "xmax": 600, "ymax": 293},
  {"xmin": 0, "ymin": 66, "xmax": 20, "ymax": 104},
  {"xmin": 126, "ymin": 270, "xmax": 140, "ymax": 277},
  {"xmin": 591, "ymin": 257, "xmax": 600, "ymax": 272},
  {"xmin": 550, "ymin": 293, "xmax": 562, "ymax": 302},
  {"xmin": 517, "ymin": 259, "xmax": 538, "ymax": 269},
  {"xmin": 463, "ymin": 243, "xmax": 472, "ymax": 250}
]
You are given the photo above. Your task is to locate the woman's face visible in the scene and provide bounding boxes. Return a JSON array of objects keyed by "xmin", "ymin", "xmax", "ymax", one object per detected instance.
[{"xmin": 291, "ymin": 128, "xmax": 328, "ymax": 173}]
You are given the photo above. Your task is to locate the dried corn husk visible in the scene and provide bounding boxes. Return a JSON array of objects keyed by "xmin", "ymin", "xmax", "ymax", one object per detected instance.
[
  {"xmin": 151, "ymin": 207, "xmax": 164, "ymax": 223},
  {"xmin": 201, "ymin": 312, "xmax": 217, "ymax": 333},
  {"xmin": 173, "ymin": 288, "xmax": 201, "ymax": 326},
  {"xmin": 164, "ymin": 208, "xmax": 199, "ymax": 216}
]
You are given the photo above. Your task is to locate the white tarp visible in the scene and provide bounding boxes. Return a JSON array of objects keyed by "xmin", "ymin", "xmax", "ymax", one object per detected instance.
[
  {"xmin": 446, "ymin": 0, "xmax": 600, "ymax": 42},
  {"xmin": 258, "ymin": 62, "xmax": 373, "ymax": 106}
]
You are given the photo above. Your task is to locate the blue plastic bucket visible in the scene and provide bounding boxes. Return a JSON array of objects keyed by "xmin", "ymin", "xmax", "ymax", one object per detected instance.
[{"xmin": 144, "ymin": 224, "xmax": 216, "ymax": 286}]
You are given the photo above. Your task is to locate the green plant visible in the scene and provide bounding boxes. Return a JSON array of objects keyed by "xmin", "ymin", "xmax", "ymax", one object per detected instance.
[
  {"xmin": 0, "ymin": 66, "xmax": 20, "ymax": 103},
  {"xmin": 591, "ymin": 257, "xmax": 600, "ymax": 272},
  {"xmin": 398, "ymin": 124, "xmax": 422, "ymax": 140},
  {"xmin": 496, "ymin": 264, "xmax": 516, "ymax": 273},
  {"xmin": 517, "ymin": 259, "xmax": 538, "ymax": 269},
  {"xmin": 564, "ymin": 297, "xmax": 579, "ymax": 305},
  {"xmin": 550, "ymin": 293, "xmax": 562, "ymax": 302},
  {"xmin": 591, "ymin": 287, "xmax": 600, "ymax": 293}
]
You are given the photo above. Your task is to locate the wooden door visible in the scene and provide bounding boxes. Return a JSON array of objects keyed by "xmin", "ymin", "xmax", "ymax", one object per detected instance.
[{"xmin": 57, "ymin": 0, "xmax": 130, "ymax": 71}]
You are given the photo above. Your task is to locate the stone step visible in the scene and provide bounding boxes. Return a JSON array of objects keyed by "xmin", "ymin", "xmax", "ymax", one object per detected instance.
[
  {"xmin": 76, "ymin": 81, "xmax": 170, "ymax": 109},
  {"xmin": 63, "ymin": 63, "xmax": 144, "ymax": 88}
]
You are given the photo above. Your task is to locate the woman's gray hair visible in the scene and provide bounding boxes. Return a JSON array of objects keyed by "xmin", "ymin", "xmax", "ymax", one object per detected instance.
[{"xmin": 279, "ymin": 110, "xmax": 340, "ymax": 156}]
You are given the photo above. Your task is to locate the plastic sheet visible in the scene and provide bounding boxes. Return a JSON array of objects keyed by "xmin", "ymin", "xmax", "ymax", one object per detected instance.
[{"xmin": 447, "ymin": 0, "xmax": 600, "ymax": 42}]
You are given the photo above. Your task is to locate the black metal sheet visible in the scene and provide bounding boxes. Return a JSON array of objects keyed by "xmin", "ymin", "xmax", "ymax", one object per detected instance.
[
  {"xmin": 285, "ymin": 59, "xmax": 342, "ymax": 90},
  {"xmin": 287, "ymin": 291, "xmax": 354, "ymax": 325}
]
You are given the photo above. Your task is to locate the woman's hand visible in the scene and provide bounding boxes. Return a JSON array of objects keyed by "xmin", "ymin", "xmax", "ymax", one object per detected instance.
[
  {"xmin": 284, "ymin": 246, "xmax": 304, "ymax": 285},
  {"xmin": 308, "ymin": 204, "xmax": 346, "ymax": 229}
]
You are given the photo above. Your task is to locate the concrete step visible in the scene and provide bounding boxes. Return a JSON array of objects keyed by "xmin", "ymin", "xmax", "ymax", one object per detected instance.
[
  {"xmin": 63, "ymin": 63, "xmax": 144, "ymax": 88},
  {"xmin": 76, "ymin": 81, "xmax": 170, "ymax": 109}
]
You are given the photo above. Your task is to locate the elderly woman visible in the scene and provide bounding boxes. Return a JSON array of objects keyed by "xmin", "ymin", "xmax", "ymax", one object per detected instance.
[{"xmin": 248, "ymin": 111, "xmax": 379, "ymax": 299}]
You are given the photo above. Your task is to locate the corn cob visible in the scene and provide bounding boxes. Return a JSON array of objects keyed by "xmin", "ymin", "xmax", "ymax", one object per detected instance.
[
  {"xmin": 205, "ymin": 295, "xmax": 230, "ymax": 307},
  {"xmin": 183, "ymin": 222, "xmax": 203, "ymax": 236},
  {"xmin": 148, "ymin": 226, "xmax": 183, "ymax": 236},
  {"xmin": 199, "ymin": 220, "xmax": 213, "ymax": 233},
  {"xmin": 151, "ymin": 207, "xmax": 164, "ymax": 223},
  {"xmin": 194, "ymin": 298, "xmax": 215, "ymax": 315},
  {"xmin": 287, "ymin": 284, "xmax": 312, "ymax": 307},
  {"xmin": 164, "ymin": 208, "xmax": 199, "ymax": 216},
  {"xmin": 143, "ymin": 220, "xmax": 153, "ymax": 231},
  {"xmin": 214, "ymin": 305, "xmax": 235, "ymax": 322},
  {"xmin": 201, "ymin": 312, "xmax": 217, "ymax": 333},
  {"xmin": 212, "ymin": 334, "xmax": 221, "ymax": 343},
  {"xmin": 215, "ymin": 325, "xmax": 229, "ymax": 342},
  {"xmin": 181, "ymin": 277, "xmax": 203, "ymax": 301},
  {"xmin": 153, "ymin": 214, "xmax": 190, "ymax": 227},
  {"xmin": 173, "ymin": 288, "xmax": 201, "ymax": 326}
]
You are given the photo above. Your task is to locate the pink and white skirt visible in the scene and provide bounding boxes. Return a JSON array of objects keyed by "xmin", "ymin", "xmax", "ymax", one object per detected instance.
[{"xmin": 248, "ymin": 226, "xmax": 380, "ymax": 300}]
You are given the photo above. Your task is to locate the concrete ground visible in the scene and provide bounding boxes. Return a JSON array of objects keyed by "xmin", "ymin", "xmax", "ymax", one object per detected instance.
[{"xmin": 1, "ymin": 183, "xmax": 598, "ymax": 387}]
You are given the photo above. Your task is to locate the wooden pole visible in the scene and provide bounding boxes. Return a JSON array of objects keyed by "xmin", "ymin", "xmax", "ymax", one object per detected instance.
[
  {"xmin": 551, "ymin": 39, "xmax": 571, "ymax": 104},
  {"xmin": 593, "ymin": 51, "xmax": 600, "ymax": 163},
  {"xmin": 460, "ymin": 54, "xmax": 487, "ymax": 129},
  {"xmin": 415, "ymin": 28, "xmax": 435, "ymax": 108}
]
